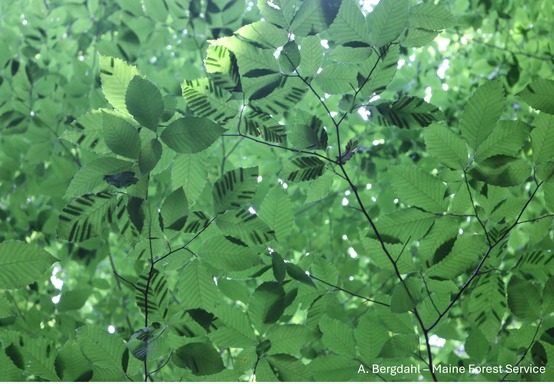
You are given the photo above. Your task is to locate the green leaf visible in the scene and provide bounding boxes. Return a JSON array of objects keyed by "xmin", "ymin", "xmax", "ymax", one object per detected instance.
[
  {"xmin": 283, "ymin": 156, "xmax": 326, "ymax": 182},
  {"xmin": 309, "ymin": 355, "xmax": 357, "ymax": 381},
  {"xmin": 182, "ymin": 78, "xmax": 238, "ymax": 124},
  {"xmin": 173, "ymin": 342, "xmax": 224, "ymax": 375},
  {"xmin": 423, "ymin": 122, "xmax": 468, "ymax": 169},
  {"xmin": 390, "ymin": 165, "xmax": 447, "ymax": 212},
  {"xmin": 315, "ymin": 63, "xmax": 357, "ymax": 94},
  {"xmin": 507, "ymin": 277, "xmax": 542, "ymax": 321},
  {"xmin": 469, "ymin": 274, "xmax": 507, "ymax": 342},
  {"xmin": 244, "ymin": 108, "xmax": 288, "ymax": 143},
  {"xmin": 76, "ymin": 325, "xmax": 126, "ymax": 372},
  {"xmin": 135, "ymin": 268, "xmax": 169, "ymax": 323},
  {"xmin": 57, "ymin": 288, "xmax": 92, "ymax": 312},
  {"xmin": 291, "ymin": 0, "xmax": 339, "ymax": 37},
  {"xmin": 299, "ymin": 35, "xmax": 323, "ymax": 77},
  {"xmin": 212, "ymin": 167, "xmax": 258, "ymax": 213},
  {"xmin": 542, "ymin": 276, "xmax": 554, "ymax": 316},
  {"xmin": 408, "ymin": 3, "xmax": 456, "ymax": 30},
  {"xmin": 0, "ymin": 295, "xmax": 14, "ymax": 318},
  {"xmin": 65, "ymin": 157, "xmax": 133, "ymax": 199},
  {"xmin": 161, "ymin": 187, "xmax": 188, "ymax": 230},
  {"xmin": 375, "ymin": 208, "xmax": 436, "ymax": 243},
  {"xmin": 102, "ymin": 110, "xmax": 141, "ymax": 159},
  {"xmin": 178, "ymin": 260, "xmax": 219, "ymax": 311},
  {"xmin": 355, "ymin": 312, "xmax": 389, "ymax": 362},
  {"xmin": 210, "ymin": 306, "xmax": 257, "ymax": 347},
  {"xmin": 0, "ymin": 347, "xmax": 22, "ymax": 381},
  {"xmin": 400, "ymin": 28, "xmax": 439, "ymax": 48},
  {"xmin": 183, "ymin": 211, "xmax": 212, "ymax": 233},
  {"xmin": 272, "ymin": 253, "xmax": 287, "ymax": 282},
  {"xmin": 199, "ymin": 236, "xmax": 260, "ymax": 271},
  {"xmin": 217, "ymin": 209, "xmax": 275, "ymax": 246},
  {"xmin": 328, "ymin": 0, "xmax": 369, "ymax": 45},
  {"xmin": 390, "ymin": 277, "xmax": 424, "ymax": 313},
  {"xmin": 476, "ymin": 120, "xmax": 531, "ymax": 162},
  {"xmin": 160, "ymin": 117, "xmax": 225, "ymax": 154},
  {"xmin": 279, "ymin": 40, "xmax": 301, "ymax": 72},
  {"xmin": 235, "ymin": 21, "xmax": 289, "ymax": 48},
  {"xmin": 358, "ymin": 45, "xmax": 399, "ymax": 97},
  {"xmin": 143, "ymin": 0, "xmax": 168, "ymax": 22},
  {"xmin": 249, "ymin": 282, "xmax": 286, "ymax": 331},
  {"xmin": 55, "ymin": 340, "xmax": 92, "ymax": 381},
  {"xmin": 379, "ymin": 334, "xmax": 418, "ymax": 357},
  {"xmin": 138, "ymin": 138, "xmax": 162, "ymax": 174},
  {"xmin": 125, "ymin": 76, "xmax": 163, "ymax": 131},
  {"xmin": 204, "ymin": 45, "xmax": 241, "ymax": 91},
  {"xmin": 99, "ymin": 55, "xmax": 140, "ymax": 114},
  {"xmin": 0, "ymin": 241, "xmax": 57, "ymax": 289},
  {"xmin": 63, "ymin": 109, "xmax": 110, "ymax": 154},
  {"xmin": 126, "ymin": 323, "xmax": 168, "ymax": 362},
  {"xmin": 306, "ymin": 171, "xmax": 334, "ymax": 203},
  {"xmin": 427, "ymin": 235, "xmax": 487, "ymax": 279},
  {"xmin": 57, "ymin": 192, "xmax": 117, "ymax": 242},
  {"xmin": 470, "ymin": 155, "xmax": 531, "ymax": 187},
  {"xmin": 265, "ymin": 354, "xmax": 313, "ymax": 381},
  {"xmin": 464, "ymin": 328, "xmax": 488, "ymax": 362},
  {"xmin": 461, "ymin": 80, "xmax": 504, "ymax": 151},
  {"xmin": 518, "ymin": 79, "xmax": 554, "ymax": 114},
  {"xmin": 368, "ymin": 0, "xmax": 408, "ymax": 47},
  {"xmin": 171, "ymin": 154, "xmax": 207, "ymax": 204},
  {"xmin": 259, "ymin": 187, "xmax": 294, "ymax": 242},
  {"xmin": 19, "ymin": 336, "xmax": 60, "ymax": 381},
  {"xmin": 531, "ymin": 113, "xmax": 554, "ymax": 163},
  {"xmin": 318, "ymin": 316, "xmax": 356, "ymax": 357},
  {"xmin": 268, "ymin": 325, "xmax": 315, "ymax": 354},
  {"xmin": 257, "ymin": 0, "xmax": 296, "ymax": 29},
  {"xmin": 249, "ymin": 77, "xmax": 307, "ymax": 115},
  {"xmin": 286, "ymin": 263, "xmax": 316, "ymax": 288},
  {"xmin": 372, "ymin": 96, "xmax": 445, "ymax": 129}
]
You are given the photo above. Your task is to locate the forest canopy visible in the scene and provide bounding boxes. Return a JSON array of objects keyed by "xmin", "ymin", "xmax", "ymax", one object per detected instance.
[{"xmin": 0, "ymin": 0, "xmax": 553, "ymax": 382}]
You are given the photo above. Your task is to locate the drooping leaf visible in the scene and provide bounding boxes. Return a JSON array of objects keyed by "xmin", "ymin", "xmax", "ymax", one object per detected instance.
[
  {"xmin": 55, "ymin": 340, "xmax": 92, "ymax": 382},
  {"xmin": 173, "ymin": 342, "xmax": 225, "ymax": 375},
  {"xmin": 135, "ymin": 268, "xmax": 170, "ymax": 323},
  {"xmin": 57, "ymin": 192, "xmax": 117, "ymax": 243},
  {"xmin": 161, "ymin": 187, "xmax": 188, "ymax": 230},
  {"xmin": 160, "ymin": 117, "xmax": 225, "ymax": 154},
  {"xmin": 517, "ymin": 79, "xmax": 554, "ymax": 114},
  {"xmin": 423, "ymin": 123, "xmax": 468, "ymax": 169},
  {"xmin": 0, "ymin": 241, "xmax": 57, "ymax": 290},
  {"xmin": 468, "ymin": 274, "xmax": 507, "ymax": 342},
  {"xmin": 427, "ymin": 235, "xmax": 487, "ymax": 279},
  {"xmin": 460, "ymin": 80, "xmax": 504, "ymax": 151},
  {"xmin": 125, "ymin": 76, "xmax": 164, "ymax": 131},
  {"xmin": 259, "ymin": 187, "xmax": 294, "ymax": 242},
  {"xmin": 291, "ymin": 0, "xmax": 340, "ymax": 37},
  {"xmin": 283, "ymin": 156, "xmax": 326, "ymax": 182},
  {"xmin": 65, "ymin": 157, "xmax": 133, "ymax": 199},
  {"xmin": 389, "ymin": 165, "xmax": 448, "ymax": 212},
  {"xmin": 339, "ymin": 138, "xmax": 359, "ymax": 164},
  {"xmin": 286, "ymin": 262, "xmax": 316, "ymax": 288},
  {"xmin": 249, "ymin": 282, "xmax": 286, "ymax": 331},
  {"xmin": 99, "ymin": 55, "xmax": 140, "ymax": 113},
  {"xmin": 138, "ymin": 138, "xmax": 162, "ymax": 174},
  {"xmin": 212, "ymin": 167, "xmax": 258, "ymax": 213},
  {"xmin": 368, "ymin": 0, "xmax": 408, "ymax": 47},
  {"xmin": 102, "ymin": 110, "xmax": 141, "ymax": 159}
]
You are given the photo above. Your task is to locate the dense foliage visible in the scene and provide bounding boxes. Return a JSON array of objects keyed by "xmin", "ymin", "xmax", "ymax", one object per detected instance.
[{"xmin": 1, "ymin": 0, "xmax": 553, "ymax": 381}]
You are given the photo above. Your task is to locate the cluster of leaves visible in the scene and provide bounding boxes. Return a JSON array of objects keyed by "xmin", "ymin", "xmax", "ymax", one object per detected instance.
[{"xmin": 0, "ymin": 0, "xmax": 553, "ymax": 382}]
